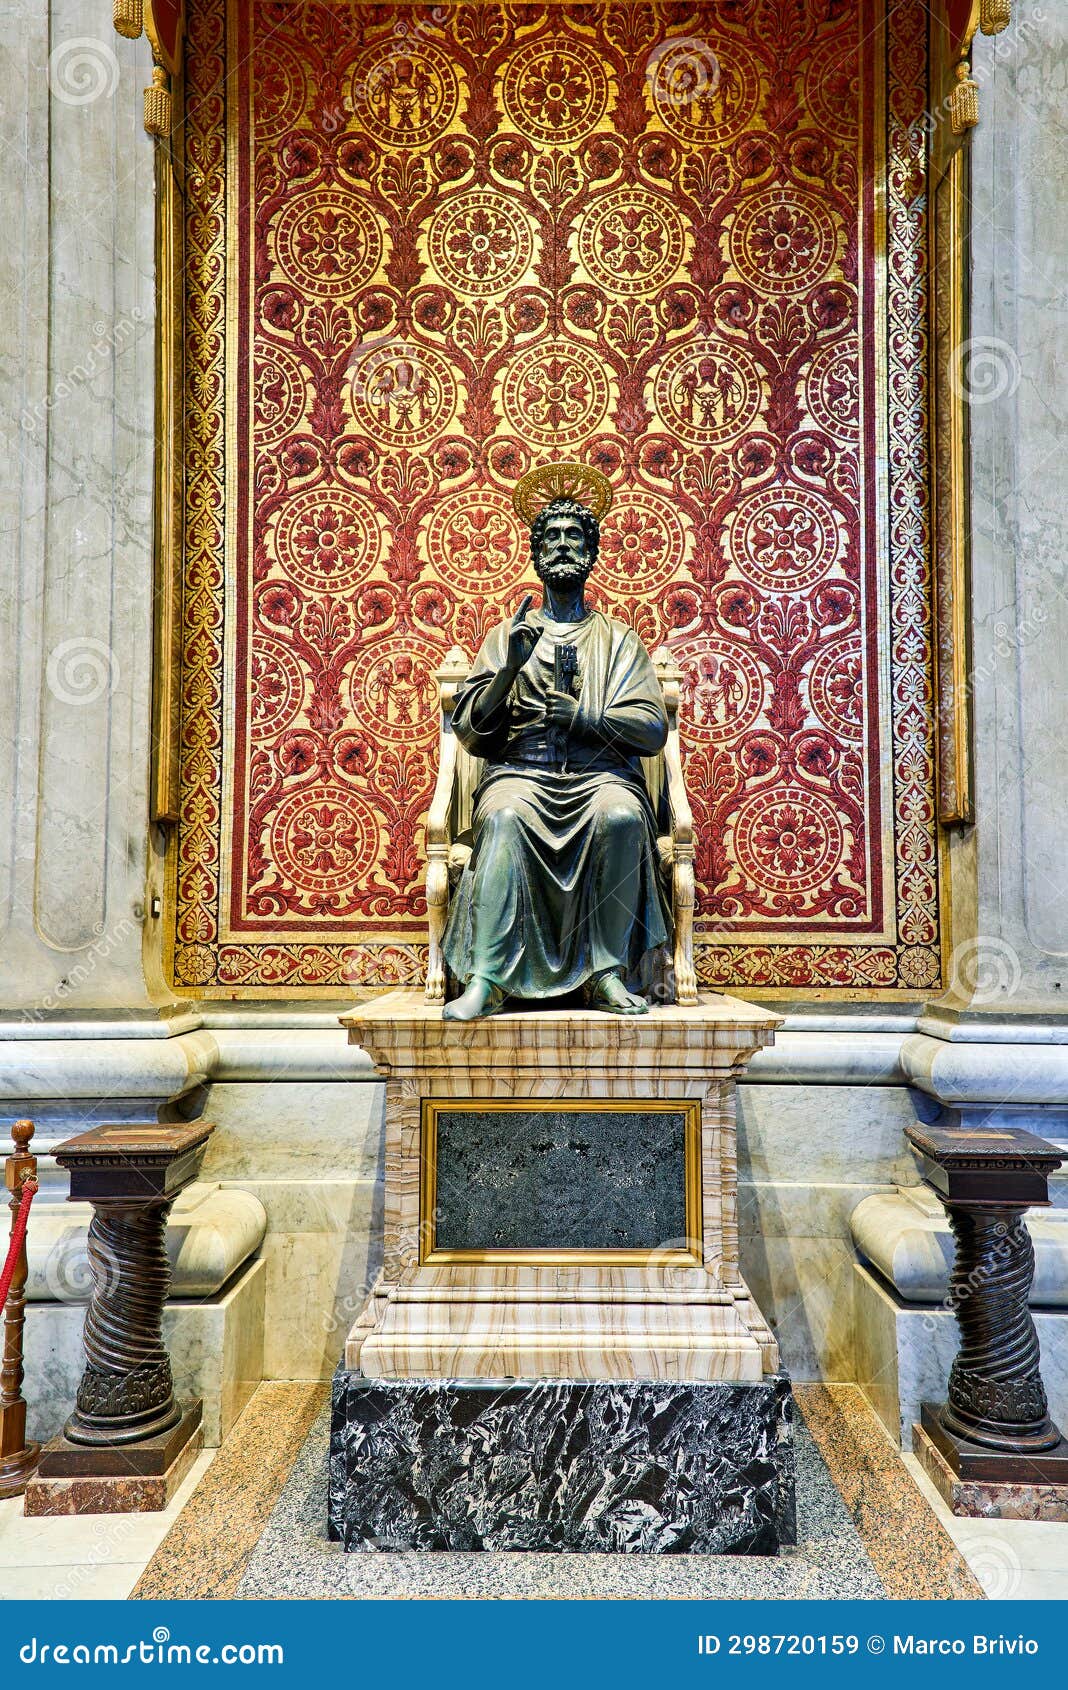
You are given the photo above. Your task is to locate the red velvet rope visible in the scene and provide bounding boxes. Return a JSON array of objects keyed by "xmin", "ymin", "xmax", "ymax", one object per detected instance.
[{"xmin": 0, "ymin": 1177, "xmax": 38, "ymax": 1313}]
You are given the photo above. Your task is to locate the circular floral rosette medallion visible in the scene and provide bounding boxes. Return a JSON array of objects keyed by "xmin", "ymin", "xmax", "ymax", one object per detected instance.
[
  {"xmin": 672, "ymin": 635, "xmax": 766, "ymax": 745},
  {"xmin": 648, "ymin": 37, "xmax": 761, "ymax": 146},
  {"xmin": 729, "ymin": 188, "xmax": 839, "ymax": 297},
  {"xmin": 733, "ymin": 786, "xmax": 845, "ymax": 896},
  {"xmin": 726, "ymin": 486, "xmax": 844, "ymax": 594},
  {"xmin": 349, "ymin": 635, "xmax": 440, "ymax": 746},
  {"xmin": 175, "ymin": 944, "xmax": 216, "ymax": 987},
  {"xmin": 652, "ymin": 340, "xmax": 762, "ymax": 447},
  {"xmin": 274, "ymin": 488, "xmax": 381, "ymax": 595},
  {"xmin": 502, "ymin": 339, "xmax": 611, "ymax": 448},
  {"xmin": 804, "ymin": 44, "xmax": 859, "ymax": 147},
  {"xmin": 576, "ymin": 188, "xmax": 687, "ymax": 297},
  {"xmin": 349, "ymin": 340, "xmax": 457, "ymax": 448},
  {"xmin": 898, "ymin": 945, "xmax": 941, "ymax": 990},
  {"xmin": 597, "ymin": 490, "xmax": 688, "ymax": 595},
  {"xmin": 349, "ymin": 40, "xmax": 460, "ymax": 148},
  {"xmin": 807, "ymin": 635, "xmax": 863, "ymax": 741},
  {"xmin": 501, "ymin": 39, "xmax": 611, "ymax": 144},
  {"xmin": 250, "ymin": 635, "xmax": 308, "ymax": 738},
  {"xmin": 254, "ymin": 340, "xmax": 309, "ymax": 448},
  {"xmin": 253, "ymin": 39, "xmax": 310, "ymax": 146},
  {"xmin": 426, "ymin": 489, "xmax": 528, "ymax": 595},
  {"xmin": 268, "ymin": 785, "xmax": 379, "ymax": 898},
  {"xmin": 427, "ymin": 190, "xmax": 534, "ymax": 298},
  {"xmin": 272, "ymin": 189, "xmax": 383, "ymax": 298},
  {"xmin": 805, "ymin": 338, "xmax": 860, "ymax": 439}
]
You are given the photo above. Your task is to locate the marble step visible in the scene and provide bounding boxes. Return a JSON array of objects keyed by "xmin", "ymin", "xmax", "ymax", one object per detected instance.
[
  {"xmin": 851, "ymin": 1186, "xmax": 1068, "ymax": 1305},
  {"xmin": 352, "ymin": 1291, "xmax": 766, "ymax": 1381}
]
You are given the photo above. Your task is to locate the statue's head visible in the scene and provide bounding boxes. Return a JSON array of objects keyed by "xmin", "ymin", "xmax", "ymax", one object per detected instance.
[{"xmin": 530, "ymin": 496, "xmax": 599, "ymax": 591}]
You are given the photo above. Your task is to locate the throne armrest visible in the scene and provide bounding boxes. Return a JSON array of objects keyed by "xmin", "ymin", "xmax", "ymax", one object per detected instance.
[
  {"xmin": 653, "ymin": 647, "xmax": 698, "ymax": 1006},
  {"xmin": 652, "ymin": 647, "xmax": 693, "ymax": 851},
  {"xmin": 427, "ymin": 735, "xmax": 460, "ymax": 855},
  {"xmin": 427, "ymin": 645, "xmax": 471, "ymax": 851},
  {"xmin": 426, "ymin": 646, "xmax": 471, "ymax": 1003}
]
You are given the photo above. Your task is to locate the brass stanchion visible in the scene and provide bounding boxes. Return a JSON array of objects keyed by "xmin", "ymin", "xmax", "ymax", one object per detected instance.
[{"xmin": 0, "ymin": 1120, "xmax": 40, "ymax": 1498}]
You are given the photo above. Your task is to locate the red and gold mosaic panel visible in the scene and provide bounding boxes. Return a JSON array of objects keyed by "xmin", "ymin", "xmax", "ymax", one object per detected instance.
[{"xmin": 168, "ymin": 0, "xmax": 941, "ymax": 995}]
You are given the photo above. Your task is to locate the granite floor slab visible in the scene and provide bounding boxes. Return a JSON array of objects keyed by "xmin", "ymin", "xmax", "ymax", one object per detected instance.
[
  {"xmin": 233, "ymin": 1406, "xmax": 876, "ymax": 1599},
  {"xmin": 131, "ymin": 1381, "xmax": 983, "ymax": 1601}
]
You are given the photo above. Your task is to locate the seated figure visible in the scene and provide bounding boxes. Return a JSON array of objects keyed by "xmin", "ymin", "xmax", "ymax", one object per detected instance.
[{"xmin": 439, "ymin": 466, "xmax": 676, "ymax": 1021}]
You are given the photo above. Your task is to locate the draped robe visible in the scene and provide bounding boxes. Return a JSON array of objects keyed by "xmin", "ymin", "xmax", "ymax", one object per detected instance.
[{"xmin": 441, "ymin": 609, "xmax": 673, "ymax": 1000}]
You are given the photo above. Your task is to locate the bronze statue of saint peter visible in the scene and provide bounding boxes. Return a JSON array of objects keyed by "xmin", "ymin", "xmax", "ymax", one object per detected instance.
[{"xmin": 441, "ymin": 467, "xmax": 673, "ymax": 1020}]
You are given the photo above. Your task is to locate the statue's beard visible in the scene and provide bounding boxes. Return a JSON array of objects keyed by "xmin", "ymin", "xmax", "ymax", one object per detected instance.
[{"xmin": 536, "ymin": 556, "xmax": 592, "ymax": 590}]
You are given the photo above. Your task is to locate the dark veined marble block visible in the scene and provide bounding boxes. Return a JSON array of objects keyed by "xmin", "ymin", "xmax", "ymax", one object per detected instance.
[{"xmin": 328, "ymin": 1372, "xmax": 796, "ymax": 1554}]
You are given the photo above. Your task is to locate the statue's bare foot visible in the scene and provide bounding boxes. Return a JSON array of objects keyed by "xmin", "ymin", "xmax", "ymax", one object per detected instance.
[
  {"xmin": 589, "ymin": 972, "xmax": 649, "ymax": 1015},
  {"xmin": 442, "ymin": 977, "xmax": 504, "ymax": 1021}
]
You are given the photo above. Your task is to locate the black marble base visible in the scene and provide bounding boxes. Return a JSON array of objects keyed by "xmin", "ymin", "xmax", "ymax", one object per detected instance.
[{"xmin": 328, "ymin": 1371, "xmax": 796, "ymax": 1554}]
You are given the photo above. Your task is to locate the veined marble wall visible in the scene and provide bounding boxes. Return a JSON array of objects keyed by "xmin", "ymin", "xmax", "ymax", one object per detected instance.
[
  {"xmin": 0, "ymin": 2, "xmax": 157, "ymax": 1017},
  {"xmin": 963, "ymin": 7, "xmax": 1068, "ymax": 1007}
]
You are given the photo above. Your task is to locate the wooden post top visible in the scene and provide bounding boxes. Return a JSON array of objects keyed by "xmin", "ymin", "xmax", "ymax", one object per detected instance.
[
  {"xmin": 51, "ymin": 1122, "xmax": 214, "ymax": 1205},
  {"xmin": 905, "ymin": 1122, "xmax": 1064, "ymax": 1208},
  {"xmin": 5, "ymin": 1120, "xmax": 37, "ymax": 1198}
]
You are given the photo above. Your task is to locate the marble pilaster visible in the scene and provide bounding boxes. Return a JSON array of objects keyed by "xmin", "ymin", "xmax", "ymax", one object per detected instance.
[
  {"xmin": 959, "ymin": 13, "xmax": 1068, "ymax": 1008},
  {"xmin": 0, "ymin": 2, "xmax": 158, "ymax": 1017}
]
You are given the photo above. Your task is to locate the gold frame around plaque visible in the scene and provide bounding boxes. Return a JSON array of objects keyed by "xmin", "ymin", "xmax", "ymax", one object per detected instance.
[{"xmin": 418, "ymin": 1097, "xmax": 704, "ymax": 1267}]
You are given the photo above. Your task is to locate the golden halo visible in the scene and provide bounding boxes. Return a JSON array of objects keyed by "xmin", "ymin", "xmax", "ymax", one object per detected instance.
[{"xmin": 512, "ymin": 462, "xmax": 613, "ymax": 528}]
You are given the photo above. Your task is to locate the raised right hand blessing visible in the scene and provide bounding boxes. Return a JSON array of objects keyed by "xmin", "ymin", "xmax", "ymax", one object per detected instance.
[{"xmin": 506, "ymin": 592, "xmax": 540, "ymax": 672}]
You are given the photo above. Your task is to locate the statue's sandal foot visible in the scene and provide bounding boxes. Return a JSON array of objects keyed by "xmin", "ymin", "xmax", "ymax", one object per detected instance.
[
  {"xmin": 442, "ymin": 978, "xmax": 505, "ymax": 1021},
  {"xmin": 589, "ymin": 972, "xmax": 649, "ymax": 1015}
]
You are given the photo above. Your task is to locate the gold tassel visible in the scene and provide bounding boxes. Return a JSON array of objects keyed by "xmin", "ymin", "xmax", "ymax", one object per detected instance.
[
  {"xmin": 113, "ymin": 0, "xmax": 143, "ymax": 38},
  {"xmin": 143, "ymin": 63, "xmax": 171, "ymax": 137},
  {"xmin": 950, "ymin": 60, "xmax": 980, "ymax": 134},
  {"xmin": 980, "ymin": 0, "xmax": 1011, "ymax": 34}
]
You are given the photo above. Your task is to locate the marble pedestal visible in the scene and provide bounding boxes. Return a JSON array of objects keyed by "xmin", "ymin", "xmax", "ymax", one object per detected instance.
[
  {"xmin": 331, "ymin": 992, "xmax": 795, "ymax": 1553},
  {"xmin": 913, "ymin": 1416, "xmax": 1068, "ymax": 1522},
  {"xmin": 329, "ymin": 1373, "xmax": 795, "ymax": 1552}
]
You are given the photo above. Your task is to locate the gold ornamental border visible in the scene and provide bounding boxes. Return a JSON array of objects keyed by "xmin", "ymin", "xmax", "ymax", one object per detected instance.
[{"xmin": 418, "ymin": 1097, "xmax": 704, "ymax": 1267}]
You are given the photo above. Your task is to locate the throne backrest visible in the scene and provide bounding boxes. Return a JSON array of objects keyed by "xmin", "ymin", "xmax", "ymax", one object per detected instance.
[{"xmin": 435, "ymin": 641, "xmax": 683, "ymax": 845}]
